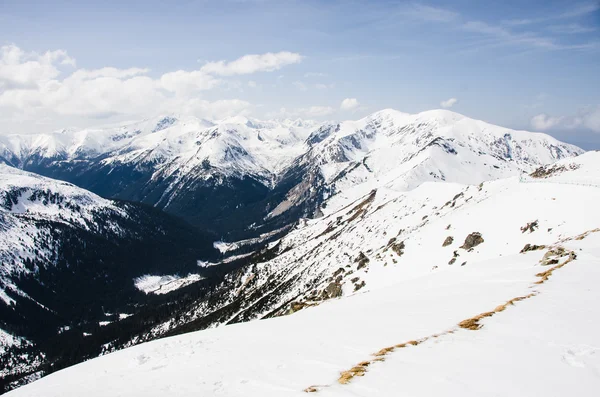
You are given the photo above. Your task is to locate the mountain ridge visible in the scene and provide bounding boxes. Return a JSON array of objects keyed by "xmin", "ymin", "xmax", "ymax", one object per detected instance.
[{"xmin": 0, "ymin": 109, "xmax": 582, "ymax": 240}]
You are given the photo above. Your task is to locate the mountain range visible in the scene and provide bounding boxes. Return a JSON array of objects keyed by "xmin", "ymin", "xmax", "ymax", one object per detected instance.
[
  {"xmin": 0, "ymin": 109, "xmax": 582, "ymax": 239},
  {"xmin": 0, "ymin": 108, "xmax": 592, "ymax": 394}
]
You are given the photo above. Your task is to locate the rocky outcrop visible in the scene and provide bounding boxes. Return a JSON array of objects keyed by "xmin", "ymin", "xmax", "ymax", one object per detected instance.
[
  {"xmin": 442, "ymin": 236, "xmax": 454, "ymax": 247},
  {"xmin": 460, "ymin": 232, "xmax": 484, "ymax": 250}
]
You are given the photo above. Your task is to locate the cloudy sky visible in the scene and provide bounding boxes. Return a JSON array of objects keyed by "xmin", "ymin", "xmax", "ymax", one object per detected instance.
[{"xmin": 1, "ymin": 0, "xmax": 599, "ymax": 148}]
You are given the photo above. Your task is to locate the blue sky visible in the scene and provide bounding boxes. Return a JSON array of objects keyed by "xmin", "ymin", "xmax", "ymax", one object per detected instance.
[{"xmin": 0, "ymin": 0, "xmax": 599, "ymax": 148}]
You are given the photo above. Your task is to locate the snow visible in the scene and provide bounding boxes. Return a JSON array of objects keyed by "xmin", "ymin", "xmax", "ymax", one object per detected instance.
[
  {"xmin": 0, "ymin": 164, "xmax": 124, "ymax": 305},
  {"xmin": 8, "ymin": 152, "xmax": 600, "ymax": 397},
  {"xmin": 133, "ymin": 274, "xmax": 204, "ymax": 295},
  {"xmin": 0, "ymin": 109, "xmax": 581, "ymax": 206},
  {"xmin": 0, "ymin": 328, "xmax": 23, "ymax": 354}
]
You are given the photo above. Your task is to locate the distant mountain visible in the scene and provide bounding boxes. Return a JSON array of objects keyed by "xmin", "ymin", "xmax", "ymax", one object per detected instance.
[
  {"xmin": 271, "ymin": 109, "xmax": 583, "ymax": 218},
  {"xmin": 0, "ymin": 165, "xmax": 218, "ymax": 391},
  {"xmin": 0, "ymin": 110, "xmax": 582, "ymax": 241},
  {"xmin": 0, "ymin": 115, "xmax": 318, "ymax": 239}
]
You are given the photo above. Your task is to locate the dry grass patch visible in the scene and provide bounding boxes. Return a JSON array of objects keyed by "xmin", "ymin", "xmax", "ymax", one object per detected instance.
[
  {"xmin": 535, "ymin": 251, "xmax": 576, "ymax": 284},
  {"xmin": 306, "ymin": 232, "xmax": 592, "ymax": 392},
  {"xmin": 458, "ymin": 311, "xmax": 495, "ymax": 330},
  {"xmin": 373, "ymin": 346, "xmax": 395, "ymax": 357},
  {"xmin": 338, "ymin": 363, "xmax": 369, "ymax": 384}
]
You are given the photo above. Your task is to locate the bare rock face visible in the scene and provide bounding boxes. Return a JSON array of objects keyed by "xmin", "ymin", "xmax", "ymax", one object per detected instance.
[
  {"xmin": 321, "ymin": 282, "xmax": 343, "ymax": 299},
  {"xmin": 460, "ymin": 232, "xmax": 484, "ymax": 250},
  {"xmin": 520, "ymin": 220, "xmax": 539, "ymax": 234},
  {"xmin": 355, "ymin": 252, "xmax": 370, "ymax": 269},
  {"xmin": 353, "ymin": 280, "xmax": 366, "ymax": 292},
  {"xmin": 390, "ymin": 241, "xmax": 405, "ymax": 256},
  {"xmin": 520, "ymin": 243, "xmax": 545, "ymax": 253},
  {"xmin": 289, "ymin": 301, "xmax": 307, "ymax": 313},
  {"xmin": 442, "ymin": 236, "xmax": 454, "ymax": 247}
]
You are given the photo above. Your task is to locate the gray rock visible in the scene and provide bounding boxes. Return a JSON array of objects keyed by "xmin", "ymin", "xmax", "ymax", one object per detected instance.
[{"xmin": 460, "ymin": 232, "xmax": 484, "ymax": 250}]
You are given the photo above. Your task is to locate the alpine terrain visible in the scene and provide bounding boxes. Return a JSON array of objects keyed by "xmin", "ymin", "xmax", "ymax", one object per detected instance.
[{"xmin": 1, "ymin": 109, "xmax": 598, "ymax": 396}]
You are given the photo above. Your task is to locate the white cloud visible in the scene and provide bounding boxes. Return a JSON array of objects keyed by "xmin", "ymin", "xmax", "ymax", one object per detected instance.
[
  {"xmin": 268, "ymin": 105, "xmax": 334, "ymax": 119},
  {"xmin": 403, "ymin": 4, "xmax": 596, "ymax": 52},
  {"xmin": 440, "ymin": 98, "xmax": 458, "ymax": 108},
  {"xmin": 0, "ymin": 45, "xmax": 303, "ymax": 128},
  {"xmin": 0, "ymin": 44, "xmax": 75, "ymax": 90},
  {"xmin": 531, "ymin": 106, "xmax": 600, "ymax": 133},
  {"xmin": 401, "ymin": 4, "xmax": 458, "ymax": 22},
  {"xmin": 200, "ymin": 51, "xmax": 303, "ymax": 76},
  {"xmin": 305, "ymin": 106, "xmax": 334, "ymax": 117},
  {"xmin": 340, "ymin": 98, "xmax": 359, "ymax": 111},
  {"xmin": 292, "ymin": 81, "xmax": 308, "ymax": 91},
  {"xmin": 531, "ymin": 113, "xmax": 564, "ymax": 130},
  {"xmin": 69, "ymin": 67, "xmax": 149, "ymax": 80},
  {"xmin": 315, "ymin": 83, "xmax": 334, "ymax": 90},
  {"xmin": 247, "ymin": 80, "xmax": 259, "ymax": 88},
  {"xmin": 304, "ymin": 72, "xmax": 326, "ymax": 78},
  {"xmin": 548, "ymin": 23, "xmax": 596, "ymax": 34},
  {"xmin": 503, "ymin": 3, "xmax": 600, "ymax": 26},
  {"xmin": 174, "ymin": 98, "xmax": 252, "ymax": 120},
  {"xmin": 159, "ymin": 70, "xmax": 220, "ymax": 94}
]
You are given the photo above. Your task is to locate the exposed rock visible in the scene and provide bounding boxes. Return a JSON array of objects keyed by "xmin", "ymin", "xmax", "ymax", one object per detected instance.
[
  {"xmin": 520, "ymin": 244, "xmax": 546, "ymax": 253},
  {"xmin": 355, "ymin": 252, "xmax": 370, "ymax": 269},
  {"xmin": 289, "ymin": 301, "xmax": 307, "ymax": 313},
  {"xmin": 442, "ymin": 236, "xmax": 454, "ymax": 247},
  {"xmin": 322, "ymin": 282, "xmax": 343, "ymax": 299},
  {"xmin": 539, "ymin": 246, "xmax": 573, "ymax": 266},
  {"xmin": 353, "ymin": 280, "xmax": 366, "ymax": 292},
  {"xmin": 460, "ymin": 232, "xmax": 484, "ymax": 250},
  {"xmin": 453, "ymin": 192, "xmax": 464, "ymax": 201},
  {"xmin": 530, "ymin": 163, "xmax": 580, "ymax": 178},
  {"xmin": 448, "ymin": 257, "xmax": 456, "ymax": 265},
  {"xmin": 520, "ymin": 220, "xmax": 539, "ymax": 234},
  {"xmin": 390, "ymin": 241, "xmax": 405, "ymax": 256},
  {"xmin": 332, "ymin": 267, "xmax": 345, "ymax": 277}
]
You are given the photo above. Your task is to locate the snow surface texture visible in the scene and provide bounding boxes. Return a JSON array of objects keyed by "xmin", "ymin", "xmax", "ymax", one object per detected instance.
[{"xmin": 9, "ymin": 152, "xmax": 600, "ymax": 397}]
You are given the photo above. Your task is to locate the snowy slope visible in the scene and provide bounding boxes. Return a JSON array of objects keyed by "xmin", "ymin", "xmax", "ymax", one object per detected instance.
[
  {"xmin": 272, "ymin": 109, "xmax": 582, "ymax": 217},
  {"xmin": 0, "ymin": 164, "xmax": 218, "ymax": 391},
  {"xmin": 8, "ymin": 152, "xmax": 600, "ymax": 397},
  {"xmin": 0, "ymin": 165, "xmax": 121, "ymax": 305}
]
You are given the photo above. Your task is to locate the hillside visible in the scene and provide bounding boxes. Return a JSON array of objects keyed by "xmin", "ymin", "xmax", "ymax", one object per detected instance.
[
  {"xmin": 0, "ymin": 166, "xmax": 218, "ymax": 391},
  {"xmin": 7, "ymin": 151, "xmax": 600, "ymax": 397}
]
